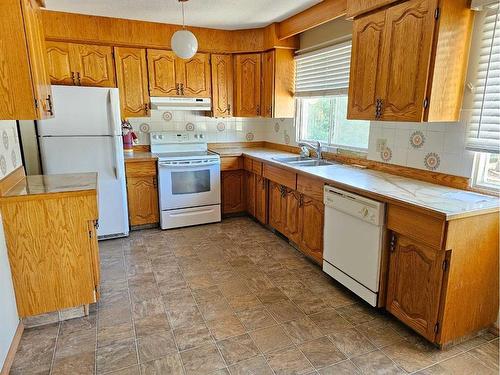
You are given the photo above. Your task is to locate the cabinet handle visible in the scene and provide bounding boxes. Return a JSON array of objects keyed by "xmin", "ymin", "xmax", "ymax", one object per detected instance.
[
  {"xmin": 299, "ymin": 194, "xmax": 304, "ymax": 207},
  {"xmin": 94, "ymin": 220, "xmax": 99, "ymax": 229},
  {"xmin": 389, "ymin": 233, "xmax": 397, "ymax": 252},
  {"xmin": 176, "ymin": 83, "xmax": 180, "ymax": 95},
  {"xmin": 76, "ymin": 72, "xmax": 81, "ymax": 86},
  {"xmin": 153, "ymin": 177, "xmax": 157, "ymax": 188},
  {"xmin": 46, "ymin": 95, "xmax": 54, "ymax": 116},
  {"xmin": 256, "ymin": 105, "xmax": 261, "ymax": 116},
  {"xmin": 279, "ymin": 185, "xmax": 287, "ymax": 198},
  {"xmin": 227, "ymin": 104, "xmax": 231, "ymax": 115},
  {"xmin": 268, "ymin": 105, "xmax": 272, "ymax": 116},
  {"xmin": 71, "ymin": 71, "xmax": 77, "ymax": 85},
  {"xmin": 144, "ymin": 103, "xmax": 149, "ymax": 115},
  {"xmin": 375, "ymin": 98, "xmax": 384, "ymax": 119},
  {"xmin": 180, "ymin": 83, "xmax": 185, "ymax": 96}
]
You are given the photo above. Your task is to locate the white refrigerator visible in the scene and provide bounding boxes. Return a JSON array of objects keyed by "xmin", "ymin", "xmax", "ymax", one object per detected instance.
[{"xmin": 38, "ymin": 86, "xmax": 129, "ymax": 239}]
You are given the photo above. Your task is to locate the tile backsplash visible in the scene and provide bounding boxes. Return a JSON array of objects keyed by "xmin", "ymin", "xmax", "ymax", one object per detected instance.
[
  {"xmin": 129, "ymin": 110, "xmax": 473, "ymax": 178},
  {"xmin": 0, "ymin": 121, "xmax": 22, "ymax": 179}
]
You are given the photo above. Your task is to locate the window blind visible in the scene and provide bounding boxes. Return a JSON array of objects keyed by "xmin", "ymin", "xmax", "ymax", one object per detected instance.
[
  {"xmin": 295, "ymin": 41, "xmax": 352, "ymax": 97},
  {"xmin": 466, "ymin": 7, "xmax": 500, "ymax": 153}
]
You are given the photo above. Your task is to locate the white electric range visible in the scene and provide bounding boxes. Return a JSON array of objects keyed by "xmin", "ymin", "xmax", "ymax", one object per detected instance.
[{"xmin": 150, "ymin": 132, "xmax": 221, "ymax": 229}]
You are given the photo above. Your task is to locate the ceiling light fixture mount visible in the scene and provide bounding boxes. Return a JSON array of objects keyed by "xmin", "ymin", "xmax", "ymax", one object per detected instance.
[{"xmin": 171, "ymin": 0, "xmax": 198, "ymax": 59}]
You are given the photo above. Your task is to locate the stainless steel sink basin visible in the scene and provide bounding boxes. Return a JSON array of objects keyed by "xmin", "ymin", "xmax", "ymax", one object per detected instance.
[
  {"xmin": 272, "ymin": 156, "xmax": 313, "ymax": 163},
  {"xmin": 289, "ymin": 159, "xmax": 334, "ymax": 167}
]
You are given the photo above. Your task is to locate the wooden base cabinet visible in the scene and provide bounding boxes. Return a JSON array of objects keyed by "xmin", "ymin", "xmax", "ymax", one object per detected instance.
[
  {"xmin": 125, "ymin": 160, "xmax": 159, "ymax": 227},
  {"xmin": 222, "ymin": 170, "xmax": 246, "ymax": 215},
  {"xmin": 299, "ymin": 196, "xmax": 324, "ymax": 263},
  {"xmin": 0, "ymin": 0, "xmax": 53, "ymax": 120},
  {"xmin": 246, "ymin": 171, "xmax": 268, "ymax": 224},
  {"xmin": 348, "ymin": 0, "xmax": 473, "ymax": 122}
]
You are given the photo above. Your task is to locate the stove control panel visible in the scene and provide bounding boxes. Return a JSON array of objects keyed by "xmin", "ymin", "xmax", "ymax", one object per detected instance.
[{"xmin": 150, "ymin": 132, "xmax": 206, "ymax": 144}]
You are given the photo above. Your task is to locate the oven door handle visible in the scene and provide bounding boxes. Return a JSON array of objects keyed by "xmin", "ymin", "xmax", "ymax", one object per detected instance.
[{"xmin": 158, "ymin": 161, "xmax": 220, "ymax": 168}]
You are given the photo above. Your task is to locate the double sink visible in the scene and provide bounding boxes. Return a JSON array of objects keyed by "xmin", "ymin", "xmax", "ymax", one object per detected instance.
[{"xmin": 272, "ymin": 156, "xmax": 336, "ymax": 167}]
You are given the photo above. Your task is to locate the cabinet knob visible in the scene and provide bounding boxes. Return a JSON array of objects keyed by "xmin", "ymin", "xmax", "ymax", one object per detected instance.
[{"xmin": 390, "ymin": 233, "xmax": 397, "ymax": 252}]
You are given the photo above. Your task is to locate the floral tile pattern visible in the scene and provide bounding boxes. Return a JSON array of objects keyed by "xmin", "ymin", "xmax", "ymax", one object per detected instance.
[{"xmin": 0, "ymin": 120, "xmax": 21, "ymax": 178}]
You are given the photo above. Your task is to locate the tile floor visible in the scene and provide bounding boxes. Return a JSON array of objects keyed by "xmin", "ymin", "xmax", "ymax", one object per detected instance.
[{"xmin": 10, "ymin": 217, "xmax": 499, "ymax": 375}]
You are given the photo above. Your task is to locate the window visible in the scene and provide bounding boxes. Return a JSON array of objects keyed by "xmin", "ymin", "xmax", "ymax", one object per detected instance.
[
  {"xmin": 467, "ymin": 4, "xmax": 500, "ymax": 190},
  {"xmin": 295, "ymin": 41, "xmax": 370, "ymax": 151}
]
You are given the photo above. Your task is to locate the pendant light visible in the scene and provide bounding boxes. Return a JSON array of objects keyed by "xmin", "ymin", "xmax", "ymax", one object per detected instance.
[{"xmin": 171, "ymin": 0, "xmax": 198, "ymax": 59}]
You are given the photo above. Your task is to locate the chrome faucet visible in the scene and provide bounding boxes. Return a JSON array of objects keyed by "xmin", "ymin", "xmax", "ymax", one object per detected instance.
[{"xmin": 298, "ymin": 141, "xmax": 322, "ymax": 160}]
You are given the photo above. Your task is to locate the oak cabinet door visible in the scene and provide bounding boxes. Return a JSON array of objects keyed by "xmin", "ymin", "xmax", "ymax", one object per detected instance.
[
  {"xmin": 255, "ymin": 175, "xmax": 268, "ymax": 225},
  {"xmin": 377, "ymin": 0, "xmax": 437, "ymax": 121},
  {"xmin": 347, "ymin": 10, "xmax": 386, "ymax": 120},
  {"xmin": 222, "ymin": 170, "xmax": 246, "ymax": 214},
  {"xmin": 285, "ymin": 190, "xmax": 302, "ymax": 244},
  {"xmin": 22, "ymin": 0, "xmax": 53, "ymax": 119},
  {"xmin": 114, "ymin": 47, "xmax": 150, "ymax": 118},
  {"xmin": 234, "ymin": 53, "xmax": 261, "ymax": 117},
  {"xmin": 261, "ymin": 50, "xmax": 275, "ymax": 118},
  {"xmin": 386, "ymin": 234, "xmax": 446, "ymax": 341},
  {"xmin": 87, "ymin": 220, "xmax": 100, "ymax": 299},
  {"xmin": 71, "ymin": 44, "xmax": 116, "ymax": 87},
  {"xmin": 211, "ymin": 54, "xmax": 233, "ymax": 117},
  {"xmin": 269, "ymin": 181, "xmax": 286, "ymax": 234},
  {"xmin": 46, "ymin": 41, "xmax": 75, "ymax": 86},
  {"xmin": 300, "ymin": 196, "xmax": 324, "ymax": 263},
  {"xmin": 127, "ymin": 176, "xmax": 159, "ymax": 226},
  {"xmin": 178, "ymin": 53, "xmax": 212, "ymax": 97},
  {"xmin": 246, "ymin": 172, "xmax": 256, "ymax": 217},
  {"xmin": 147, "ymin": 49, "xmax": 179, "ymax": 96}
]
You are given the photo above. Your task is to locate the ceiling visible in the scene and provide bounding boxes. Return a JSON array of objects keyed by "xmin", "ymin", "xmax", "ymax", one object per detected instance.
[{"xmin": 44, "ymin": 0, "xmax": 323, "ymax": 30}]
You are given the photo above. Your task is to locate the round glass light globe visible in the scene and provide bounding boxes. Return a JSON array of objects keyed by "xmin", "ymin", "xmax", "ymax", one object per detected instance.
[{"xmin": 171, "ymin": 30, "xmax": 198, "ymax": 59}]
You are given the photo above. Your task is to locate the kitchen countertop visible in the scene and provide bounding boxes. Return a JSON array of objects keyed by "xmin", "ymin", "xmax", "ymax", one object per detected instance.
[
  {"xmin": 123, "ymin": 151, "xmax": 158, "ymax": 162},
  {"xmin": 210, "ymin": 147, "xmax": 500, "ymax": 220},
  {"xmin": 2, "ymin": 173, "xmax": 98, "ymax": 198}
]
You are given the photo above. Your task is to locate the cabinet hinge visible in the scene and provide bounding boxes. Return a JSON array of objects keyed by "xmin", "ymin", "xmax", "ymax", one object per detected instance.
[
  {"xmin": 442, "ymin": 259, "xmax": 448, "ymax": 271},
  {"xmin": 34, "ymin": 99, "xmax": 38, "ymax": 109},
  {"xmin": 423, "ymin": 98, "xmax": 429, "ymax": 109},
  {"xmin": 434, "ymin": 322, "xmax": 440, "ymax": 334},
  {"xmin": 434, "ymin": 7, "xmax": 440, "ymax": 20}
]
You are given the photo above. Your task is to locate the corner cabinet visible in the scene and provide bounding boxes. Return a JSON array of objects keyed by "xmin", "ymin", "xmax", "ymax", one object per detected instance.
[
  {"xmin": 222, "ymin": 170, "xmax": 246, "ymax": 215},
  {"xmin": 125, "ymin": 160, "xmax": 159, "ymax": 227},
  {"xmin": 348, "ymin": 0, "xmax": 473, "ymax": 122},
  {"xmin": 46, "ymin": 41, "xmax": 116, "ymax": 87},
  {"xmin": 114, "ymin": 47, "xmax": 150, "ymax": 118},
  {"xmin": 211, "ymin": 54, "xmax": 234, "ymax": 117},
  {"xmin": 147, "ymin": 50, "xmax": 211, "ymax": 98},
  {"xmin": 0, "ymin": 0, "xmax": 53, "ymax": 120}
]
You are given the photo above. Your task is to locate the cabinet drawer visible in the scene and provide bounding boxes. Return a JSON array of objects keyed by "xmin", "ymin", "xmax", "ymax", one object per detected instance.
[
  {"xmin": 244, "ymin": 157, "xmax": 253, "ymax": 172},
  {"xmin": 387, "ymin": 204, "xmax": 446, "ymax": 249},
  {"xmin": 297, "ymin": 174, "xmax": 324, "ymax": 202},
  {"xmin": 125, "ymin": 161, "xmax": 157, "ymax": 177},
  {"xmin": 243, "ymin": 157, "xmax": 263, "ymax": 175},
  {"xmin": 263, "ymin": 164, "xmax": 296, "ymax": 190},
  {"xmin": 221, "ymin": 156, "xmax": 243, "ymax": 171}
]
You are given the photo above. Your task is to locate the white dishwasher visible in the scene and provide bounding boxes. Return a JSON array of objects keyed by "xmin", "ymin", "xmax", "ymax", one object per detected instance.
[{"xmin": 323, "ymin": 186, "xmax": 385, "ymax": 307}]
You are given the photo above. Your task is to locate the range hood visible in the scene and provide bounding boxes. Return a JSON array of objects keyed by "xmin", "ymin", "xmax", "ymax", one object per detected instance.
[{"xmin": 150, "ymin": 97, "xmax": 211, "ymax": 111}]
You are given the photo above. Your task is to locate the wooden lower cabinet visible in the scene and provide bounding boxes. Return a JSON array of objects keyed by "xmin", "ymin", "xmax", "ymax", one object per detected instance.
[
  {"xmin": 246, "ymin": 172, "xmax": 256, "ymax": 217},
  {"xmin": 269, "ymin": 181, "xmax": 287, "ymax": 234},
  {"xmin": 125, "ymin": 160, "xmax": 159, "ymax": 227},
  {"xmin": 222, "ymin": 170, "xmax": 246, "ymax": 215},
  {"xmin": 299, "ymin": 196, "xmax": 324, "ymax": 263},
  {"xmin": 255, "ymin": 175, "xmax": 268, "ymax": 224},
  {"xmin": 386, "ymin": 234, "xmax": 446, "ymax": 341},
  {"xmin": 285, "ymin": 189, "xmax": 302, "ymax": 244}
]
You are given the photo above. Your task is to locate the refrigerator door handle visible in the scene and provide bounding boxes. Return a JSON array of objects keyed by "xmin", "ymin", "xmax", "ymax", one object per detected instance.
[{"xmin": 108, "ymin": 90, "xmax": 123, "ymax": 180}]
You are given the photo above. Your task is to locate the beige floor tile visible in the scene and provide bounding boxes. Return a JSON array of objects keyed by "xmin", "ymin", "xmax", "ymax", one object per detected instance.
[
  {"xmin": 137, "ymin": 330, "xmax": 177, "ymax": 363},
  {"xmin": 168, "ymin": 306, "xmax": 205, "ymax": 330},
  {"xmin": 105, "ymin": 365, "xmax": 141, "ymax": 375},
  {"xmin": 226, "ymin": 293, "xmax": 263, "ymax": 312},
  {"xmin": 228, "ymin": 355, "xmax": 273, "ymax": 374},
  {"xmin": 356, "ymin": 319, "xmax": 405, "ymax": 348},
  {"xmin": 249, "ymin": 325, "xmax": 294, "ymax": 354},
  {"xmin": 298, "ymin": 336, "xmax": 346, "ymax": 369},
  {"xmin": 217, "ymin": 333, "xmax": 260, "ymax": 366},
  {"xmin": 265, "ymin": 346, "xmax": 315, "ymax": 375},
  {"xmin": 469, "ymin": 340, "xmax": 499, "ymax": 371},
  {"xmin": 309, "ymin": 308, "xmax": 353, "ymax": 333},
  {"xmin": 266, "ymin": 300, "xmax": 306, "ymax": 323},
  {"xmin": 415, "ymin": 352, "xmax": 497, "ymax": 375},
  {"xmin": 206, "ymin": 315, "xmax": 246, "ymax": 341},
  {"xmin": 236, "ymin": 306, "xmax": 276, "ymax": 331},
  {"xmin": 256, "ymin": 287, "xmax": 289, "ymax": 305},
  {"xmin": 96, "ymin": 337, "xmax": 138, "ymax": 374},
  {"xmin": 318, "ymin": 360, "xmax": 361, "ymax": 374},
  {"xmin": 351, "ymin": 349, "xmax": 404, "ymax": 375},
  {"xmin": 291, "ymin": 290, "xmax": 331, "ymax": 315},
  {"xmin": 132, "ymin": 297, "xmax": 166, "ymax": 320},
  {"xmin": 173, "ymin": 321, "xmax": 213, "ymax": 351},
  {"xmin": 141, "ymin": 353, "xmax": 184, "ymax": 375},
  {"xmin": 336, "ymin": 303, "xmax": 378, "ymax": 326},
  {"xmin": 55, "ymin": 329, "xmax": 96, "ymax": 359},
  {"xmin": 329, "ymin": 327, "xmax": 376, "ymax": 358},
  {"xmin": 198, "ymin": 299, "xmax": 234, "ymax": 321},
  {"xmin": 134, "ymin": 313, "xmax": 171, "ymax": 339},
  {"xmin": 51, "ymin": 351, "xmax": 95, "ymax": 375},
  {"xmin": 281, "ymin": 317, "xmax": 324, "ymax": 344},
  {"xmin": 180, "ymin": 343, "xmax": 226, "ymax": 375},
  {"xmin": 98, "ymin": 305, "xmax": 132, "ymax": 329},
  {"xmin": 98, "ymin": 321, "xmax": 135, "ymax": 347}
]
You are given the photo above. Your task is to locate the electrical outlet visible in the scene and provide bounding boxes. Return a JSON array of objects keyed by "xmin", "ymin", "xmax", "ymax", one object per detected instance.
[{"xmin": 376, "ymin": 138, "xmax": 387, "ymax": 152}]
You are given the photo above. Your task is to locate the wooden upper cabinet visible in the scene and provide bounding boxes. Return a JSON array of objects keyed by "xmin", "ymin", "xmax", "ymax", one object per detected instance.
[
  {"xmin": 71, "ymin": 44, "xmax": 116, "ymax": 87},
  {"xmin": 234, "ymin": 53, "xmax": 261, "ymax": 117},
  {"xmin": 347, "ymin": 0, "xmax": 399, "ymax": 18},
  {"xmin": 0, "ymin": 0, "xmax": 53, "ymax": 120},
  {"xmin": 114, "ymin": 47, "xmax": 150, "ymax": 118},
  {"xmin": 347, "ymin": 0, "xmax": 473, "ymax": 122},
  {"xmin": 46, "ymin": 42, "xmax": 115, "ymax": 87},
  {"xmin": 46, "ymin": 41, "xmax": 74, "ymax": 85},
  {"xmin": 386, "ymin": 234, "xmax": 446, "ymax": 341},
  {"xmin": 147, "ymin": 49, "xmax": 178, "ymax": 96},
  {"xmin": 300, "ymin": 196, "xmax": 324, "ymax": 263},
  {"xmin": 377, "ymin": 0, "xmax": 437, "ymax": 122},
  {"xmin": 261, "ymin": 50, "xmax": 275, "ymax": 118},
  {"xmin": 347, "ymin": 11, "xmax": 386, "ymax": 120},
  {"xmin": 211, "ymin": 54, "xmax": 233, "ymax": 117},
  {"xmin": 179, "ymin": 53, "xmax": 211, "ymax": 97}
]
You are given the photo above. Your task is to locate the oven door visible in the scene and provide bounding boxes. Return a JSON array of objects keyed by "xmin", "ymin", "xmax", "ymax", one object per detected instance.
[{"xmin": 158, "ymin": 159, "xmax": 221, "ymax": 210}]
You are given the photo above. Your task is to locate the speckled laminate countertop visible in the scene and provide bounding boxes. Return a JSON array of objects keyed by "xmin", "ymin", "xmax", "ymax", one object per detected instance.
[
  {"xmin": 123, "ymin": 152, "xmax": 158, "ymax": 162},
  {"xmin": 210, "ymin": 147, "xmax": 499, "ymax": 220}
]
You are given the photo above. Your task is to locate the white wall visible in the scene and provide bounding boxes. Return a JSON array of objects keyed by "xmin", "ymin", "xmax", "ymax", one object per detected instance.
[{"xmin": 0, "ymin": 120, "xmax": 21, "ymax": 370}]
